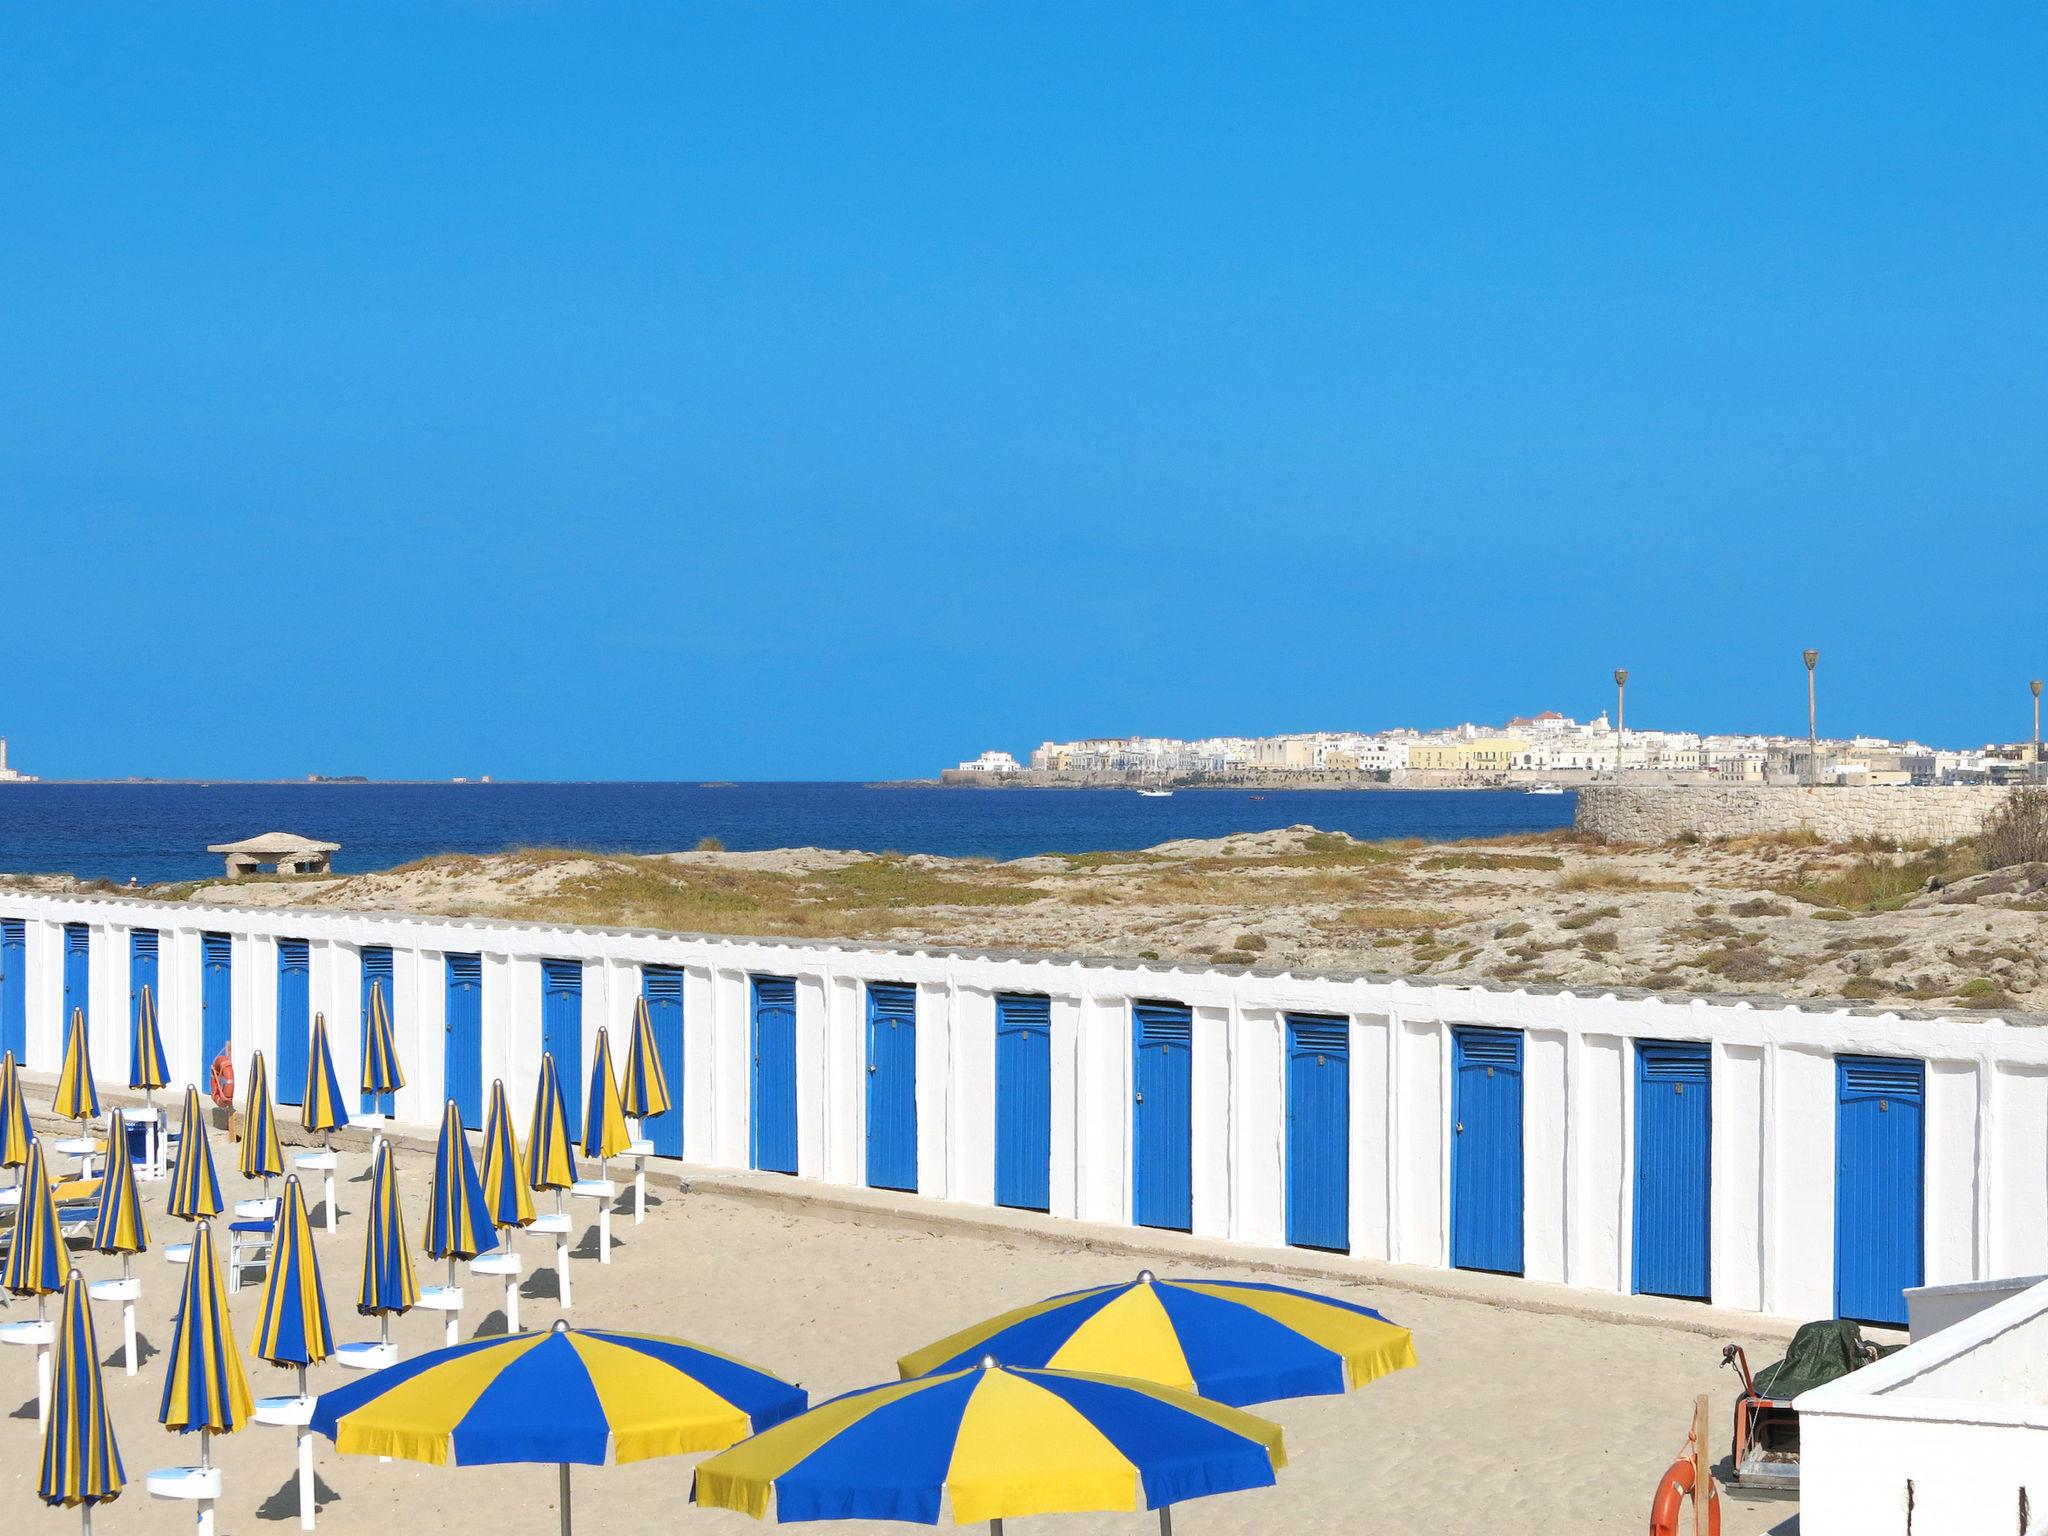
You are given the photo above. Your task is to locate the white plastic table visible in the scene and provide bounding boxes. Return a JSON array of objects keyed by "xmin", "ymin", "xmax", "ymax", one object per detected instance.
[
  {"xmin": 625, "ymin": 1138, "xmax": 654, "ymax": 1223},
  {"xmin": 254, "ymin": 1394, "xmax": 318, "ymax": 1531},
  {"xmin": 418, "ymin": 1284, "xmax": 463, "ymax": 1348},
  {"xmin": 164, "ymin": 1242, "xmax": 193, "ymax": 1266},
  {"xmin": 471, "ymin": 1249, "xmax": 523, "ymax": 1332},
  {"xmin": 55, "ymin": 1135, "xmax": 100, "ymax": 1180},
  {"xmin": 147, "ymin": 1462, "xmax": 224, "ymax": 1536},
  {"xmin": 294, "ymin": 1148, "xmax": 338, "ymax": 1233},
  {"xmin": 569, "ymin": 1177, "xmax": 616, "ymax": 1264},
  {"xmin": 87, "ymin": 1273, "xmax": 142, "ymax": 1376},
  {"xmin": 334, "ymin": 1339, "xmax": 399, "ymax": 1372},
  {"xmin": 531, "ymin": 1210, "xmax": 574, "ymax": 1307},
  {"xmin": 0, "ymin": 1315, "xmax": 54, "ymax": 1430}
]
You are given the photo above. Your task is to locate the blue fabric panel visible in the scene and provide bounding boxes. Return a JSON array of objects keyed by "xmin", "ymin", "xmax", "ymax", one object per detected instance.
[
  {"xmin": 453, "ymin": 1335, "xmax": 611, "ymax": 1465},
  {"xmin": 1151, "ymin": 1283, "xmax": 1344, "ymax": 1405},
  {"xmin": 914, "ymin": 1284, "xmax": 1128, "ymax": 1375},
  {"xmin": 1023, "ymin": 1372, "xmax": 1278, "ymax": 1510},
  {"xmin": 774, "ymin": 1371, "xmax": 978, "ymax": 1524},
  {"xmin": 310, "ymin": 1334, "xmax": 503, "ymax": 1439}
]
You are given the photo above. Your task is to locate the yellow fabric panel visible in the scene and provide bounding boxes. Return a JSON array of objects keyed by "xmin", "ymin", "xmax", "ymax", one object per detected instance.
[
  {"xmin": 1045, "ymin": 1368, "xmax": 1288, "ymax": 1471},
  {"xmin": 570, "ymin": 1333, "xmax": 753, "ymax": 1462},
  {"xmin": 694, "ymin": 1373, "xmax": 958, "ymax": 1519},
  {"xmin": 1169, "ymin": 1282, "xmax": 1418, "ymax": 1388},
  {"xmin": 946, "ymin": 1368, "xmax": 1139, "ymax": 1523},
  {"xmin": 894, "ymin": 1286, "xmax": 1116, "ymax": 1380},
  {"xmin": 332, "ymin": 1335, "xmax": 545, "ymax": 1466},
  {"xmin": 1048, "ymin": 1288, "xmax": 1194, "ymax": 1391}
]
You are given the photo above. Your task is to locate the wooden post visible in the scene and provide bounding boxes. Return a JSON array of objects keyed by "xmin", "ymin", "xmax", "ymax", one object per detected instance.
[{"xmin": 1692, "ymin": 1393, "xmax": 1711, "ymax": 1536}]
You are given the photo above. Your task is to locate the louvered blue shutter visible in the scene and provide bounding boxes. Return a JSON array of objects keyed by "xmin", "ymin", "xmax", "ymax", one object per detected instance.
[
  {"xmin": 0, "ymin": 920, "xmax": 24, "ymax": 1061},
  {"xmin": 865, "ymin": 983, "xmax": 918, "ymax": 1192},
  {"xmin": 1451, "ymin": 1027, "xmax": 1524, "ymax": 1275},
  {"xmin": 1132, "ymin": 1001, "xmax": 1194, "ymax": 1231},
  {"xmin": 275, "ymin": 939, "xmax": 311, "ymax": 1105},
  {"xmin": 1632, "ymin": 1040, "xmax": 1711, "ymax": 1299},
  {"xmin": 639, "ymin": 965, "xmax": 684, "ymax": 1157},
  {"xmin": 1285, "ymin": 1014, "xmax": 1350, "ymax": 1251},
  {"xmin": 995, "ymin": 993, "xmax": 1052, "ymax": 1212},
  {"xmin": 540, "ymin": 959, "xmax": 583, "ymax": 1125},
  {"xmin": 201, "ymin": 932, "xmax": 234, "ymax": 1066},
  {"xmin": 1835, "ymin": 1055, "xmax": 1924, "ymax": 1325},
  {"xmin": 750, "ymin": 976, "xmax": 798, "ymax": 1174},
  {"xmin": 444, "ymin": 953, "xmax": 484, "ymax": 1129}
]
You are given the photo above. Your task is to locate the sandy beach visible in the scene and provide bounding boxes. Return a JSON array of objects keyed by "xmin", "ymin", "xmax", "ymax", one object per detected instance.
[{"xmin": 0, "ymin": 1118, "xmax": 1795, "ymax": 1536}]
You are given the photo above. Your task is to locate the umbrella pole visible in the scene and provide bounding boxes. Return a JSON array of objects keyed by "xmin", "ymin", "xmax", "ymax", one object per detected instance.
[
  {"xmin": 297, "ymin": 1363, "xmax": 309, "ymax": 1400},
  {"xmin": 559, "ymin": 1462, "xmax": 572, "ymax": 1536},
  {"xmin": 1158, "ymin": 1508, "xmax": 1172, "ymax": 1536}
]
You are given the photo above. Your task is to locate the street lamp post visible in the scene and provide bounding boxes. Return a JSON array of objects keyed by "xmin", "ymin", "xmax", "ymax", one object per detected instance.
[
  {"xmin": 2032, "ymin": 679, "xmax": 2043, "ymax": 787},
  {"xmin": 1613, "ymin": 669, "xmax": 1628, "ymax": 779},
  {"xmin": 1803, "ymin": 650, "xmax": 1820, "ymax": 787}
]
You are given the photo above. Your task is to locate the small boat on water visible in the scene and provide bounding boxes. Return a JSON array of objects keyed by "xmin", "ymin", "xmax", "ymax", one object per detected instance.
[
  {"xmin": 1525, "ymin": 782, "xmax": 1565, "ymax": 795},
  {"xmin": 1137, "ymin": 788, "xmax": 1173, "ymax": 798}
]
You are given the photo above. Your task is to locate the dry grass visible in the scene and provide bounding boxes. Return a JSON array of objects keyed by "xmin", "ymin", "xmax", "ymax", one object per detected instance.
[{"xmin": 1554, "ymin": 868, "xmax": 1691, "ymax": 893}]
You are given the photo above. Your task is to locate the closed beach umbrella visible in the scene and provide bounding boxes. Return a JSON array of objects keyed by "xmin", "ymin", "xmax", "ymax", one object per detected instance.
[
  {"xmin": 358, "ymin": 1141, "xmax": 418, "ymax": 1338},
  {"xmin": 6, "ymin": 1140, "xmax": 68, "ymax": 1308},
  {"xmin": 254, "ymin": 1176, "xmax": 332, "ymax": 1395},
  {"xmin": 360, "ymin": 982, "xmax": 405, "ymax": 1111},
  {"xmin": 168, "ymin": 1086, "xmax": 224, "ymax": 1222},
  {"xmin": 426, "ymin": 1099, "xmax": 498, "ymax": 1281},
  {"xmin": 55, "ymin": 1008, "xmax": 100, "ymax": 1126},
  {"xmin": 40, "ymin": 1268, "xmax": 126, "ymax": 1533},
  {"xmin": 159, "ymin": 1219, "xmax": 255, "ymax": 1490},
  {"xmin": 91, "ymin": 1109, "xmax": 148, "ymax": 1262},
  {"xmin": 525, "ymin": 1053, "xmax": 578, "ymax": 1198},
  {"xmin": 580, "ymin": 1026, "xmax": 631, "ymax": 1172},
  {"xmin": 694, "ymin": 1360, "xmax": 1287, "ymax": 1535},
  {"xmin": 130, "ymin": 983, "xmax": 169, "ymax": 1098},
  {"xmin": 301, "ymin": 1012, "xmax": 350, "ymax": 1139},
  {"xmin": 898, "ymin": 1272, "xmax": 1417, "ymax": 1408},
  {"xmin": 239, "ymin": 1049, "xmax": 286, "ymax": 1186},
  {"xmin": 0, "ymin": 1050, "xmax": 33, "ymax": 1180},
  {"xmin": 481, "ymin": 1079, "xmax": 535, "ymax": 1234},
  {"xmin": 311, "ymin": 1318, "xmax": 808, "ymax": 1536},
  {"xmin": 621, "ymin": 996, "xmax": 672, "ymax": 1124}
]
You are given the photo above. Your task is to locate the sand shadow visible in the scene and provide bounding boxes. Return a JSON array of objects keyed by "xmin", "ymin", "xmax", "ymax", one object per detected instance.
[
  {"xmin": 571, "ymin": 1230, "xmax": 624, "ymax": 1261},
  {"xmin": 257, "ymin": 1468, "xmax": 342, "ymax": 1523},
  {"xmin": 476, "ymin": 1309, "xmax": 512, "ymax": 1338},
  {"xmin": 10, "ymin": 1395, "xmax": 38, "ymax": 1421},
  {"xmin": 520, "ymin": 1268, "xmax": 562, "ymax": 1302},
  {"xmin": 105, "ymin": 1333, "xmax": 159, "ymax": 1371}
]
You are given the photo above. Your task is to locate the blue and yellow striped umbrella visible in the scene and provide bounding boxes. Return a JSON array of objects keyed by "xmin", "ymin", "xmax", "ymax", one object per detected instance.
[
  {"xmin": 621, "ymin": 996, "xmax": 672, "ymax": 1123},
  {"xmin": 580, "ymin": 1027, "xmax": 631, "ymax": 1165},
  {"xmin": 898, "ymin": 1272, "xmax": 1417, "ymax": 1408},
  {"xmin": 90, "ymin": 1109, "xmax": 148, "ymax": 1258},
  {"xmin": 302, "ymin": 1011, "xmax": 351, "ymax": 1136},
  {"xmin": 159, "ymin": 1219, "xmax": 254, "ymax": 1438},
  {"xmin": 0, "ymin": 1051, "xmax": 33, "ymax": 1173},
  {"xmin": 167, "ymin": 1085, "xmax": 224, "ymax": 1221},
  {"xmin": 239, "ymin": 1048, "xmax": 285, "ymax": 1183},
  {"xmin": 311, "ymin": 1319, "xmax": 807, "ymax": 1535},
  {"xmin": 426, "ymin": 1100, "xmax": 498, "ymax": 1266},
  {"xmin": 54, "ymin": 1008, "xmax": 100, "ymax": 1125},
  {"xmin": 361, "ymin": 981, "xmax": 405, "ymax": 1103},
  {"xmin": 254, "ymin": 1176, "xmax": 332, "ymax": 1382},
  {"xmin": 5, "ymin": 1139, "xmax": 67, "ymax": 1302},
  {"xmin": 40, "ymin": 1269, "xmax": 125, "ymax": 1518},
  {"xmin": 130, "ymin": 983, "xmax": 169, "ymax": 1096},
  {"xmin": 526, "ymin": 1054, "xmax": 578, "ymax": 1194},
  {"xmin": 481, "ymin": 1079, "xmax": 535, "ymax": 1233},
  {"xmin": 694, "ymin": 1360, "xmax": 1286, "ymax": 1528},
  {"xmin": 359, "ymin": 1141, "xmax": 417, "ymax": 1317}
]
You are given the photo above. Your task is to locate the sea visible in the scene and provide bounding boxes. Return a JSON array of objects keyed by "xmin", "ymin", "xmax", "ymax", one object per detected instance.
[{"xmin": 0, "ymin": 782, "xmax": 1577, "ymax": 884}]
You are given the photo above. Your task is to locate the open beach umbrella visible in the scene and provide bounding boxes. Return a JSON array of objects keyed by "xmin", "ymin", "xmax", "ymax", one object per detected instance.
[
  {"xmin": 301, "ymin": 1012, "xmax": 350, "ymax": 1139},
  {"xmin": 254, "ymin": 1176, "xmax": 333, "ymax": 1395},
  {"xmin": 621, "ymin": 995, "xmax": 672, "ymax": 1127},
  {"xmin": 6, "ymin": 1139, "xmax": 68, "ymax": 1310},
  {"xmin": 130, "ymin": 983, "xmax": 169, "ymax": 1099},
  {"xmin": 898, "ymin": 1272, "xmax": 1417, "ymax": 1408},
  {"xmin": 481, "ymin": 1079, "xmax": 535, "ymax": 1235},
  {"xmin": 580, "ymin": 1026, "xmax": 631, "ymax": 1176},
  {"xmin": 694, "ymin": 1360, "xmax": 1287, "ymax": 1536},
  {"xmin": 167, "ymin": 1086, "xmax": 224, "ymax": 1222},
  {"xmin": 311, "ymin": 1317, "xmax": 808, "ymax": 1536},
  {"xmin": 526, "ymin": 1053, "xmax": 578, "ymax": 1201},
  {"xmin": 239, "ymin": 1049, "xmax": 286, "ymax": 1187},
  {"xmin": 158, "ymin": 1218, "xmax": 255, "ymax": 1527},
  {"xmin": 40, "ymin": 1269, "xmax": 125, "ymax": 1533},
  {"xmin": 55, "ymin": 1007, "xmax": 101, "ymax": 1126},
  {"xmin": 425, "ymin": 1099, "xmax": 498, "ymax": 1281},
  {"xmin": 356, "ymin": 1141, "xmax": 417, "ymax": 1355},
  {"xmin": 360, "ymin": 981, "xmax": 404, "ymax": 1114},
  {"xmin": 0, "ymin": 1050, "xmax": 33, "ymax": 1181},
  {"xmin": 91, "ymin": 1109, "xmax": 148, "ymax": 1265}
]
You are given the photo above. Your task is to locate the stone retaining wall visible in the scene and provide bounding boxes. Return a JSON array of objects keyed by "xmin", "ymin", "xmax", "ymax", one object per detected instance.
[{"xmin": 1575, "ymin": 783, "xmax": 2013, "ymax": 844}]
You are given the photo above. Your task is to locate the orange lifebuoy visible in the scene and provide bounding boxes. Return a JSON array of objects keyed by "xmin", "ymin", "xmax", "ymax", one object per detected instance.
[{"xmin": 1649, "ymin": 1455, "xmax": 1721, "ymax": 1536}]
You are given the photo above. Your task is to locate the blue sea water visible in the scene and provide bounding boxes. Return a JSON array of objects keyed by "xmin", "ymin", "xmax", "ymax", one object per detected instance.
[{"xmin": 0, "ymin": 782, "xmax": 1576, "ymax": 884}]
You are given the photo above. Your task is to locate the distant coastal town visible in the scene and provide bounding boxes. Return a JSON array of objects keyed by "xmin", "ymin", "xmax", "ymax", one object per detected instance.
[{"xmin": 946, "ymin": 711, "xmax": 2046, "ymax": 789}]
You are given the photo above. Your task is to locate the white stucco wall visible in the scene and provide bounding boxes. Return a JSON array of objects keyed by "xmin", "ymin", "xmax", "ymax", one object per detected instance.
[{"xmin": 6, "ymin": 889, "xmax": 2048, "ymax": 1320}]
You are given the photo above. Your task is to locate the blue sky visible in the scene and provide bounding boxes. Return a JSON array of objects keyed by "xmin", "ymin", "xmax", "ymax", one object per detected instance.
[{"xmin": 2, "ymin": 5, "xmax": 2044, "ymax": 780}]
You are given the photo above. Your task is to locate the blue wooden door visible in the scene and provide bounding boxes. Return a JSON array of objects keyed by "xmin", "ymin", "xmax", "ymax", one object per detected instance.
[
  {"xmin": 1451, "ymin": 1027, "xmax": 1524, "ymax": 1275},
  {"xmin": 1835, "ymin": 1056, "xmax": 1924, "ymax": 1325},
  {"xmin": 1633, "ymin": 1040, "xmax": 1712, "ymax": 1299},
  {"xmin": 0, "ymin": 919, "xmax": 23, "ymax": 1062},
  {"xmin": 540, "ymin": 960, "xmax": 583, "ymax": 1126},
  {"xmin": 62, "ymin": 923, "xmax": 90, "ymax": 1033},
  {"xmin": 361, "ymin": 946, "xmax": 397, "ymax": 1116},
  {"xmin": 750, "ymin": 975, "xmax": 798, "ymax": 1174},
  {"xmin": 129, "ymin": 930, "xmax": 159, "ymax": 1085},
  {"xmin": 640, "ymin": 966, "xmax": 684, "ymax": 1157},
  {"xmin": 444, "ymin": 954, "xmax": 484, "ymax": 1129},
  {"xmin": 201, "ymin": 932, "xmax": 233, "ymax": 1067},
  {"xmin": 1132, "ymin": 1001, "xmax": 1193, "ymax": 1231},
  {"xmin": 995, "ymin": 993, "xmax": 1051, "ymax": 1212},
  {"xmin": 865, "ymin": 982, "xmax": 918, "ymax": 1192},
  {"xmin": 1286, "ymin": 1014, "xmax": 1350, "ymax": 1252},
  {"xmin": 274, "ymin": 939, "xmax": 311, "ymax": 1105}
]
